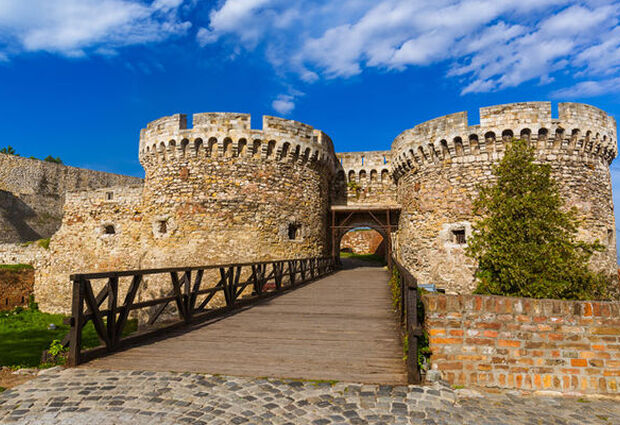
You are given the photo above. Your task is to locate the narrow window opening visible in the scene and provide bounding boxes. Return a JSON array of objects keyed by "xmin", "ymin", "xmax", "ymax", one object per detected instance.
[
  {"xmin": 106, "ymin": 192, "xmax": 113, "ymax": 200},
  {"xmin": 288, "ymin": 223, "xmax": 301, "ymax": 240},
  {"xmin": 104, "ymin": 224, "xmax": 116, "ymax": 235},
  {"xmin": 158, "ymin": 220, "xmax": 168, "ymax": 234},
  {"xmin": 607, "ymin": 228, "xmax": 614, "ymax": 246},
  {"xmin": 452, "ymin": 229, "xmax": 466, "ymax": 244}
]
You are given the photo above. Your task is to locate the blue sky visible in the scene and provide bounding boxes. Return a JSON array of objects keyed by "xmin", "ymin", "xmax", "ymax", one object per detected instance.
[{"xmin": 1, "ymin": 0, "xmax": 620, "ymax": 255}]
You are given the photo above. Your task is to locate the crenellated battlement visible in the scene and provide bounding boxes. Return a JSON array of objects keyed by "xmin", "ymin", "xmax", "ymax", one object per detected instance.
[
  {"xmin": 336, "ymin": 151, "xmax": 392, "ymax": 185},
  {"xmin": 139, "ymin": 112, "xmax": 338, "ymax": 172},
  {"xmin": 391, "ymin": 102, "xmax": 617, "ymax": 178}
]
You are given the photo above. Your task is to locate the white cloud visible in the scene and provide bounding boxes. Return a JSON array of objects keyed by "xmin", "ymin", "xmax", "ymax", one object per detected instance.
[
  {"xmin": 197, "ymin": 0, "xmax": 620, "ymax": 96},
  {"xmin": 0, "ymin": 0, "xmax": 190, "ymax": 59},
  {"xmin": 272, "ymin": 94, "xmax": 296, "ymax": 115},
  {"xmin": 551, "ymin": 77, "xmax": 620, "ymax": 98}
]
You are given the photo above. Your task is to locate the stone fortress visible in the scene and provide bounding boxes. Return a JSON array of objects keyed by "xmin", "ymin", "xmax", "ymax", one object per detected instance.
[{"xmin": 0, "ymin": 101, "xmax": 616, "ymax": 313}]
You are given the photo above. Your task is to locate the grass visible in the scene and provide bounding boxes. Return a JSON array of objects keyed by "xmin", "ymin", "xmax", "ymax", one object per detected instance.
[
  {"xmin": 0, "ymin": 307, "xmax": 137, "ymax": 368},
  {"xmin": 0, "ymin": 387, "xmax": 5, "ymax": 393},
  {"xmin": 339, "ymin": 252, "xmax": 386, "ymax": 265},
  {"xmin": 20, "ymin": 238, "xmax": 51, "ymax": 249},
  {"xmin": 0, "ymin": 264, "xmax": 34, "ymax": 271}
]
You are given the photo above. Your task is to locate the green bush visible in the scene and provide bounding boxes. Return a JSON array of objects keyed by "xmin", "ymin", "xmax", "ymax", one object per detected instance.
[
  {"xmin": 43, "ymin": 155, "xmax": 62, "ymax": 164},
  {"xmin": 0, "ymin": 146, "xmax": 17, "ymax": 155},
  {"xmin": 37, "ymin": 238, "xmax": 50, "ymax": 249},
  {"xmin": 466, "ymin": 139, "xmax": 614, "ymax": 300},
  {"xmin": 389, "ymin": 266, "xmax": 401, "ymax": 312},
  {"xmin": 0, "ymin": 264, "xmax": 34, "ymax": 271}
]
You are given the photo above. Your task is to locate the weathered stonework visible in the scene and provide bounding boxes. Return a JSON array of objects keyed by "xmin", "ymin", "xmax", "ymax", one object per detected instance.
[
  {"xmin": 37, "ymin": 113, "xmax": 338, "ymax": 313},
  {"xmin": 335, "ymin": 151, "xmax": 397, "ymax": 206},
  {"xmin": 340, "ymin": 229, "xmax": 385, "ymax": 256},
  {"xmin": 23, "ymin": 102, "xmax": 618, "ymax": 313},
  {"xmin": 392, "ymin": 102, "xmax": 617, "ymax": 293},
  {"xmin": 0, "ymin": 154, "xmax": 142, "ymax": 244}
]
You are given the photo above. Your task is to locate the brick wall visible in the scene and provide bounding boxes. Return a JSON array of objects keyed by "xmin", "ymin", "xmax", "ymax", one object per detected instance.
[
  {"xmin": 422, "ymin": 294, "xmax": 620, "ymax": 394},
  {"xmin": 0, "ymin": 268, "xmax": 34, "ymax": 311}
]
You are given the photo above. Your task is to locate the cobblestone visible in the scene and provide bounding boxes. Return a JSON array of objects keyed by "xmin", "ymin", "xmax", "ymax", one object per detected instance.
[{"xmin": 0, "ymin": 369, "xmax": 618, "ymax": 424}]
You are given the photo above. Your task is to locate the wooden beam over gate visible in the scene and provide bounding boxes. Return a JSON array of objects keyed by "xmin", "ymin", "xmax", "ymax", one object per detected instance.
[{"xmin": 329, "ymin": 205, "xmax": 400, "ymax": 265}]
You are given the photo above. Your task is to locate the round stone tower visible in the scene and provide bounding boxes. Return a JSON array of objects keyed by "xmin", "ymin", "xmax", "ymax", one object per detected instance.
[
  {"xmin": 138, "ymin": 112, "xmax": 338, "ymax": 267},
  {"xmin": 391, "ymin": 102, "xmax": 617, "ymax": 293}
]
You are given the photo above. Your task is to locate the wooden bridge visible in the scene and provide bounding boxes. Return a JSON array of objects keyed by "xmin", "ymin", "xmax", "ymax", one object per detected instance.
[{"xmin": 66, "ymin": 257, "xmax": 420, "ymax": 385}]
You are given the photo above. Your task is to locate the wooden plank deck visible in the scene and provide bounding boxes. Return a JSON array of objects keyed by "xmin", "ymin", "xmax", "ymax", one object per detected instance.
[{"xmin": 84, "ymin": 261, "xmax": 407, "ymax": 384}]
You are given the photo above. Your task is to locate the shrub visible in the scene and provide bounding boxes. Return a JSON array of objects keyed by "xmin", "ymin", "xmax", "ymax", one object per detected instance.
[
  {"xmin": 0, "ymin": 146, "xmax": 17, "ymax": 155},
  {"xmin": 0, "ymin": 264, "xmax": 34, "ymax": 271},
  {"xmin": 389, "ymin": 266, "xmax": 401, "ymax": 312},
  {"xmin": 466, "ymin": 139, "xmax": 614, "ymax": 300},
  {"xmin": 44, "ymin": 156, "xmax": 62, "ymax": 164}
]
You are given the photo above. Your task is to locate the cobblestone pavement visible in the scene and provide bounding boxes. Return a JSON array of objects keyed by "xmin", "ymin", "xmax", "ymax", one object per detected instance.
[{"xmin": 0, "ymin": 368, "xmax": 618, "ymax": 424}]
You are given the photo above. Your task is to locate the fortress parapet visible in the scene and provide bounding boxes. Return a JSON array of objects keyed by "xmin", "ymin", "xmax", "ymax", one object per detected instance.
[
  {"xmin": 391, "ymin": 102, "xmax": 617, "ymax": 178},
  {"xmin": 139, "ymin": 112, "xmax": 337, "ymax": 172}
]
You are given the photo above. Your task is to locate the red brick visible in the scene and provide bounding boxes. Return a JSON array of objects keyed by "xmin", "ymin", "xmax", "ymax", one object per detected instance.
[
  {"xmin": 465, "ymin": 338, "xmax": 494, "ymax": 346},
  {"xmin": 498, "ymin": 340, "xmax": 521, "ymax": 348},
  {"xmin": 570, "ymin": 359, "xmax": 587, "ymax": 367},
  {"xmin": 437, "ymin": 361, "xmax": 463, "ymax": 370},
  {"xmin": 477, "ymin": 322, "xmax": 502, "ymax": 330},
  {"xmin": 430, "ymin": 337, "xmax": 462, "ymax": 345},
  {"xmin": 592, "ymin": 327, "xmax": 620, "ymax": 335}
]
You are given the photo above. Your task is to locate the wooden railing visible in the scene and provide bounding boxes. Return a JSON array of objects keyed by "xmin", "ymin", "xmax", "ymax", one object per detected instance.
[
  {"xmin": 67, "ymin": 256, "xmax": 336, "ymax": 366},
  {"xmin": 391, "ymin": 256, "xmax": 423, "ymax": 384}
]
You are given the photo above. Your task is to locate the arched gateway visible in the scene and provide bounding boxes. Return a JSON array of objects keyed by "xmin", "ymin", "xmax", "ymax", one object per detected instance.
[{"xmin": 330, "ymin": 205, "xmax": 399, "ymax": 267}]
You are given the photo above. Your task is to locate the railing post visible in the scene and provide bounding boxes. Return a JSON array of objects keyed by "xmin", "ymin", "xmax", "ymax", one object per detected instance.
[
  {"xmin": 406, "ymin": 280, "xmax": 421, "ymax": 384},
  {"xmin": 106, "ymin": 277, "xmax": 118, "ymax": 349},
  {"xmin": 68, "ymin": 277, "xmax": 84, "ymax": 367}
]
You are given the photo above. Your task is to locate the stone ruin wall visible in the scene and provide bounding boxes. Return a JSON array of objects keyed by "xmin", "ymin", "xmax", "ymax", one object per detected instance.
[
  {"xmin": 0, "ymin": 153, "xmax": 142, "ymax": 245},
  {"xmin": 334, "ymin": 151, "xmax": 397, "ymax": 206},
  {"xmin": 36, "ymin": 186, "xmax": 145, "ymax": 313},
  {"xmin": 37, "ymin": 113, "xmax": 338, "ymax": 313},
  {"xmin": 340, "ymin": 229, "xmax": 385, "ymax": 256},
  {"xmin": 392, "ymin": 102, "xmax": 617, "ymax": 294}
]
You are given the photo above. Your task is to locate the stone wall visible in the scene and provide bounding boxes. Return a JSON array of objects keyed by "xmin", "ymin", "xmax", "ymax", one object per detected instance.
[
  {"xmin": 335, "ymin": 151, "xmax": 397, "ymax": 206},
  {"xmin": 37, "ymin": 113, "xmax": 338, "ymax": 314},
  {"xmin": 0, "ymin": 268, "xmax": 34, "ymax": 311},
  {"xmin": 392, "ymin": 102, "xmax": 617, "ymax": 293},
  {"xmin": 423, "ymin": 293, "xmax": 620, "ymax": 394},
  {"xmin": 0, "ymin": 153, "xmax": 142, "ymax": 244},
  {"xmin": 36, "ymin": 186, "xmax": 145, "ymax": 313},
  {"xmin": 0, "ymin": 243, "xmax": 48, "ymax": 267},
  {"xmin": 340, "ymin": 229, "xmax": 385, "ymax": 256}
]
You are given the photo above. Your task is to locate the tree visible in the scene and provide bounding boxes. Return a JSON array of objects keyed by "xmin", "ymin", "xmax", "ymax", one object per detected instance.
[
  {"xmin": 44, "ymin": 155, "xmax": 63, "ymax": 164},
  {"xmin": 0, "ymin": 146, "xmax": 17, "ymax": 155},
  {"xmin": 466, "ymin": 138, "xmax": 612, "ymax": 300}
]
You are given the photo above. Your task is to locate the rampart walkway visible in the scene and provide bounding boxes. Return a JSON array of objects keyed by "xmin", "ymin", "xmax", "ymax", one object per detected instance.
[{"xmin": 83, "ymin": 261, "xmax": 407, "ymax": 385}]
